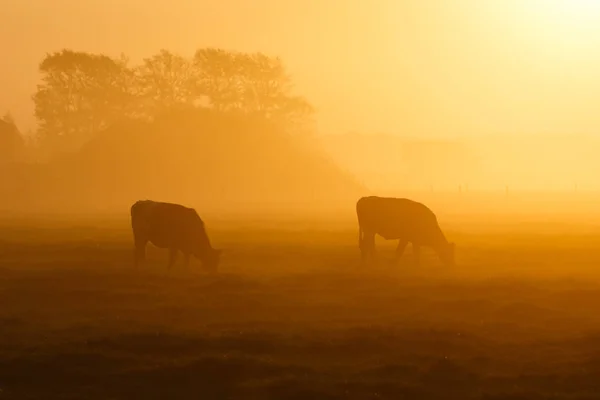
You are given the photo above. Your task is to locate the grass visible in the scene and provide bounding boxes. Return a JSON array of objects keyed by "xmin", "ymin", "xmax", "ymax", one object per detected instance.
[{"xmin": 1, "ymin": 217, "xmax": 600, "ymax": 399}]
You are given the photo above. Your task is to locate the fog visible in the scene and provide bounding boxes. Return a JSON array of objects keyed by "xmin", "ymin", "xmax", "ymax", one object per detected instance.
[
  {"xmin": 6, "ymin": 3, "xmax": 600, "ymax": 398},
  {"xmin": 2, "ymin": 1, "xmax": 600, "ymax": 222},
  {"xmin": 321, "ymin": 132, "xmax": 600, "ymax": 190}
]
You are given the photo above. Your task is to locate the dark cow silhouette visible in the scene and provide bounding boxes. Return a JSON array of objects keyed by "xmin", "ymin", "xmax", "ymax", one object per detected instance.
[
  {"xmin": 131, "ymin": 200, "xmax": 222, "ymax": 271},
  {"xmin": 356, "ymin": 196, "xmax": 455, "ymax": 267}
]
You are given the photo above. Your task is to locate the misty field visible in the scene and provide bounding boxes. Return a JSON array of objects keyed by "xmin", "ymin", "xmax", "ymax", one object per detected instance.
[{"xmin": 2, "ymin": 216, "xmax": 600, "ymax": 399}]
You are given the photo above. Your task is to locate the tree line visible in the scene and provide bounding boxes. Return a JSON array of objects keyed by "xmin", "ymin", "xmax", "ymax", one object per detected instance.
[
  {"xmin": 27, "ymin": 48, "xmax": 314, "ymax": 153},
  {"xmin": 0, "ymin": 47, "xmax": 367, "ymax": 214}
]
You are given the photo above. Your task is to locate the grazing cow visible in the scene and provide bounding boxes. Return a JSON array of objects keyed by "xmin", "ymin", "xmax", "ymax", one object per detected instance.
[
  {"xmin": 356, "ymin": 196, "xmax": 455, "ymax": 267},
  {"xmin": 130, "ymin": 200, "xmax": 222, "ymax": 271}
]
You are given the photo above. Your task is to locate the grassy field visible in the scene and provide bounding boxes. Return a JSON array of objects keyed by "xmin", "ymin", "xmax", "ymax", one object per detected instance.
[{"xmin": 2, "ymin": 216, "xmax": 600, "ymax": 399}]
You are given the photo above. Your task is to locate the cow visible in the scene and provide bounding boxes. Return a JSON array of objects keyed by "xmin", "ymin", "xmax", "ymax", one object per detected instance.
[
  {"xmin": 356, "ymin": 196, "xmax": 455, "ymax": 267},
  {"xmin": 130, "ymin": 200, "xmax": 222, "ymax": 272}
]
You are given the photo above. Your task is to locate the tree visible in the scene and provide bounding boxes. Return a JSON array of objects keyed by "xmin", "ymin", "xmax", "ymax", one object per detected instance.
[
  {"xmin": 136, "ymin": 49, "xmax": 196, "ymax": 114},
  {"xmin": 193, "ymin": 48, "xmax": 313, "ymax": 124},
  {"xmin": 192, "ymin": 48, "xmax": 245, "ymax": 112},
  {"xmin": 0, "ymin": 112, "xmax": 25, "ymax": 163},
  {"xmin": 33, "ymin": 49, "xmax": 136, "ymax": 151},
  {"xmin": 32, "ymin": 47, "xmax": 315, "ymax": 155},
  {"xmin": 239, "ymin": 52, "xmax": 313, "ymax": 120}
]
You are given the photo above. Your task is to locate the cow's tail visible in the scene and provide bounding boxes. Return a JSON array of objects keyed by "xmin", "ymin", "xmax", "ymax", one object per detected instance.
[
  {"xmin": 356, "ymin": 199, "xmax": 364, "ymax": 250},
  {"xmin": 358, "ymin": 224, "xmax": 364, "ymax": 250}
]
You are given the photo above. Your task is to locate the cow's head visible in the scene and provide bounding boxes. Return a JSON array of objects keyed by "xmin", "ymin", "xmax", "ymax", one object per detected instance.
[
  {"xmin": 439, "ymin": 242, "xmax": 455, "ymax": 266},
  {"xmin": 200, "ymin": 248, "xmax": 222, "ymax": 273}
]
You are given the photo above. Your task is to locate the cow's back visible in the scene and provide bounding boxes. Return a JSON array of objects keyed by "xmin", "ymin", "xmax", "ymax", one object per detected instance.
[
  {"xmin": 131, "ymin": 200, "xmax": 203, "ymax": 251},
  {"xmin": 357, "ymin": 196, "xmax": 441, "ymax": 242}
]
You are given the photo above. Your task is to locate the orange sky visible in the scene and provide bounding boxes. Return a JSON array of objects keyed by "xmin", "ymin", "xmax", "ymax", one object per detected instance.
[{"xmin": 2, "ymin": 0, "xmax": 600, "ymax": 136}]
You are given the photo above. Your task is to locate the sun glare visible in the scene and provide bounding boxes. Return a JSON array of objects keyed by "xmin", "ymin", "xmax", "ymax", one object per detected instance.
[
  {"xmin": 517, "ymin": 0, "xmax": 600, "ymax": 55},
  {"xmin": 528, "ymin": 0, "xmax": 600, "ymax": 22},
  {"xmin": 553, "ymin": 0, "xmax": 600, "ymax": 13}
]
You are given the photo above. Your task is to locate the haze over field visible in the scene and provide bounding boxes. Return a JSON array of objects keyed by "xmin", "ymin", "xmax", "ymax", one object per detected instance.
[
  {"xmin": 3, "ymin": 0, "xmax": 600, "ymax": 210},
  {"xmin": 3, "ymin": 1, "xmax": 600, "ymax": 399}
]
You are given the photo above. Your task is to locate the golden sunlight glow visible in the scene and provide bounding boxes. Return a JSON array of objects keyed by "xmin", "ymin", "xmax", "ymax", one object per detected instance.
[
  {"xmin": 515, "ymin": 0, "xmax": 600, "ymax": 59},
  {"xmin": 6, "ymin": 0, "xmax": 600, "ymax": 197},
  {"xmin": 544, "ymin": 0, "xmax": 600, "ymax": 15},
  {"xmin": 523, "ymin": 0, "xmax": 600, "ymax": 29}
]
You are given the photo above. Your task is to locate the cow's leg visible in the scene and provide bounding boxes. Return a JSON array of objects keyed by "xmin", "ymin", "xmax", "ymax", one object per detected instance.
[
  {"xmin": 361, "ymin": 231, "xmax": 376, "ymax": 266},
  {"xmin": 183, "ymin": 252, "xmax": 191, "ymax": 269},
  {"xmin": 413, "ymin": 243, "xmax": 421, "ymax": 267},
  {"xmin": 133, "ymin": 238, "xmax": 147, "ymax": 268},
  {"xmin": 368, "ymin": 232, "xmax": 377, "ymax": 266},
  {"xmin": 360, "ymin": 237, "xmax": 368, "ymax": 267},
  {"xmin": 167, "ymin": 248, "xmax": 178, "ymax": 269},
  {"xmin": 395, "ymin": 240, "xmax": 408, "ymax": 264},
  {"xmin": 359, "ymin": 230, "xmax": 367, "ymax": 266}
]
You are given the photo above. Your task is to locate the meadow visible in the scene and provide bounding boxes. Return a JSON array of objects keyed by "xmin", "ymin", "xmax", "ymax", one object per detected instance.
[{"xmin": 2, "ymin": 212, "xmax": 600, "ymax": 399}]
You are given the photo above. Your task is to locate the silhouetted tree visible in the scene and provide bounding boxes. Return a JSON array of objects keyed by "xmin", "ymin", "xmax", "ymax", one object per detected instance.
[
  {"xmin": 33, "ymin": 50, "xmax": 136, "ymax": 151},
  {"xmin": 240, "ymin": 52, "xmax": 313, "ymax": 123},
  {"xmin": 0, "ymin": 114, "xmax": 25, "ymax": 163},
  {"xmin": 32, "ymin": 47, "xmax": 314, "ymax": 154},
  {"xmin": 193, "ymin": 48, "xmax": 313, "ymax": 124},
  {"xmin": 136, "ymin": 49, "xmax": 196, "ymax": 113},
  {"xmin": 192, "ymin": 48, "xmax": 244, "ymax": 112}
]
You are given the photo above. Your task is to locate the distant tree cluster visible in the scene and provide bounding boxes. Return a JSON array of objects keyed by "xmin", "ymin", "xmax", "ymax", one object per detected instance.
[
  {"xmin": 0, "ymin": 112, "xmax": 25, "ymax": 163},
  {"xmin": 32, "ymin": 48, "xmax": 315, "ymax": 152}
]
